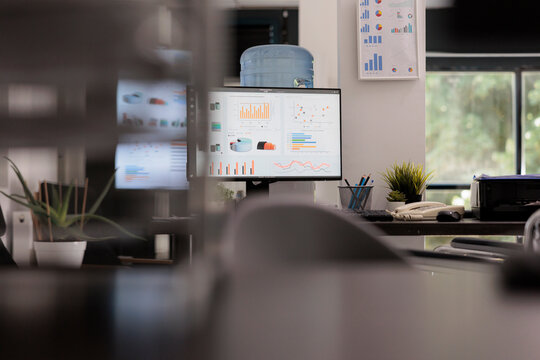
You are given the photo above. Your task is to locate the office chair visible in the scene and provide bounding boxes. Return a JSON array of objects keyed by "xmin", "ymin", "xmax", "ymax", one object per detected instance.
[
  {"xmin": 220, "ymin": 196, "xmax": 407, "ymax": 268},
  {"xmin": 0, "ymin": 205, "xmax": 16, "ymax": 267}
]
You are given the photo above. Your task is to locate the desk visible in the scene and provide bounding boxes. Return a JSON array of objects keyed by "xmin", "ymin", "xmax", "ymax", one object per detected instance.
[
  {"xmin": 207, "ymin": 264, "xmax": 540, "ymax": 360},
  {"xmin": 370, "ymin": 219, "xmax": 526, "ymax": 236},
  {"xmin": 117, "ymin": 255, "xmax": 174, "ymax": 265},
  {"xmin": 1, "ymin": 263, "xmax": 540, "ymax": 359}
]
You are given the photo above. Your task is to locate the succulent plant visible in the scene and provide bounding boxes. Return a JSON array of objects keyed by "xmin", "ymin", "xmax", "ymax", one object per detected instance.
[{"xmin": 1, "ymin": 157, "xmax": 144, "ymax": 242}]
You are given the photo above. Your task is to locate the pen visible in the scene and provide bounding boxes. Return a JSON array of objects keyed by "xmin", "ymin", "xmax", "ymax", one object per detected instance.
[
  {"xmin": 344, "ymin": 178, "xmax": 356, "ymax": 196},
  {"xmin": 345, "ymin": 179, "xmax": 356, "ymax": 209},
  {"xmin": 348, "ymin": 182, "xmax": 358, "ymax": 209},
  {"xmin": 357, "ymin": 179, "xmax": 374, "ymax": 209},
  {"xmin": 364, "ymin": 173, "xmax": 371, "ymax": 185},
  {"xmin": 345, "ymin": 179, "xmax": 358, "ymax": 209},
  {"xmin": 353, "ymin": 174, "xmax": 371, "ymax": 210},
  {"xmin": 352, "ymin": 175, "xmax": 366, "ymax": 209}
]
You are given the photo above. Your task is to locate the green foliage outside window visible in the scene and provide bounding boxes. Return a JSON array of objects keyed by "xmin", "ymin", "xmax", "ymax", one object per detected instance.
[
  {"xmin": 426, "ymin": 72, "xmax": 515, "ymax": 184},
  {"xmin": 523, "ymin": 72, "xmax": 540, "ymax": 174}
]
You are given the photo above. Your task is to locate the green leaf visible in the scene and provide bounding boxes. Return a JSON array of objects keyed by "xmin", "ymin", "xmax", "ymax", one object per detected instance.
[
  {"xmin": 0, "ymin": 191, "xmax": 48, "ymax": 217},
  {"xmin": 51, "ymin": 186, "xmax": 60, "ymax": 212},
  {"xmin": 5, "ymin": 157, "xmax": 38, "ymax": 206},
  {"xmin": 58, "ymin": 183, "xmax": 74, "ymax": 222},
  {"xmin": 10, "ymin": 194, "xmax": 28, "ymax": 199},
  {"xmin": 87, "ymin": 171, "xmax": 116, "ymax": 215},
  {"xmin": 66, "ymin": 213, "xmax": 145, "ymax": 241},
  {"xmin": 63, "ymin": 226, "xmax": 115, "ymax": 242}
]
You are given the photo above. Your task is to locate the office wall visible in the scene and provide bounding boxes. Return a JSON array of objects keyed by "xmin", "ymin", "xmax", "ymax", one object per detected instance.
[
  {"xmin": 300, "ymin": 0, "xmax": 426, "ymax": 210},
  {"xmin": 1, "ymin": 148, "xmax": 58, "ymax": 251},
  {"xmin": 299, "ymin": 0, "xmax": 340, "ymax": 206}
]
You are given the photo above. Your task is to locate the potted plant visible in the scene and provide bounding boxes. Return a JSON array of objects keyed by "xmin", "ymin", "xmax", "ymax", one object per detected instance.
[
  {"xmin": 381, "ymin": 161, "xmax": 433, "ymax": 205},
  {"xmin": 1, "ymin": 158, "xmax": 144, "ymax": 268},
  {"xmin": 386, "ymin": 190, "xmax": 407, "ymax": 211}
]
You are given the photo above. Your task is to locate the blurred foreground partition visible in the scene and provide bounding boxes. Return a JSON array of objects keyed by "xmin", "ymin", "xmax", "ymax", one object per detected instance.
[{"xmin": 0, "ymin": 0, "xmax": 226, "ymax": 262}]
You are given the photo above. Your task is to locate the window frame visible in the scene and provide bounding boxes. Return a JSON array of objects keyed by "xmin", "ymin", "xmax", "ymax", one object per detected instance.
[{"xmin": 426, "ymin": 55, "xmax": 540, "ymax": 190}]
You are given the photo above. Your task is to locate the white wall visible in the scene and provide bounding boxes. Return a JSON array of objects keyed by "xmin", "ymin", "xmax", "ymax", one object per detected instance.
[
  {"xmin": 300, "ymin": 0, "xmax": 426, "ymax": 210},
  {"xmin": 299, "ymin": 0, "xmax": 340, "ymax": 206},
  {"xmin": 299, "ymin": 1, "xmax": 339, "ymax": 88},
  {"xmin": 2, "ymin": 148, "xmax": 58, "ymax": 251}
]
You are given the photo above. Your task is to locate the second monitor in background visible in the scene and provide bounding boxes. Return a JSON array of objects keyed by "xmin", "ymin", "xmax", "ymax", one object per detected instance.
[
  {"xmin": 115, "ymin": 78, "xmax": 189, "ymax": 191},
  {"xmin": 197, "ymin": 87, "xmax": 342, "ymax": 196}
]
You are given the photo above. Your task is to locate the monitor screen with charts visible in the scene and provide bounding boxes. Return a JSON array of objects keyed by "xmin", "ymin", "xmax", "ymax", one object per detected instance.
[
  {"xmin": 115, "ymin": 78, "xmax": 188, "ymax": 190},
  {"xmin": 115, "ymin": 141, "xmax": 188, "ymax": 190},
  {"xmin": 200, "ymin": 87, "xmax": 342, "ymax": 180}
]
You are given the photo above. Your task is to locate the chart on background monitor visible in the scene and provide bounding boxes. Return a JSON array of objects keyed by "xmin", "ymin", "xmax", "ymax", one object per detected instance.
[
  {"xmin": 116, "ymin": 79, "xmax": 187, "ymax": 138},
  {"xmin": 115, "ymin": 141, "xmax": 188, "ymax": 189}
]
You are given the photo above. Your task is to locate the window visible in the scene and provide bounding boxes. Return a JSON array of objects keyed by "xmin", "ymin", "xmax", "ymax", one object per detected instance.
[
  {"xmin": 425, "ymin": 59, "xmax": 540, "ymax": 207},
  {"xmin": 426, "ymin": 72, "xmax": 515, "ymax": 184},
  {"xmin": 523, "ymin": 72, "xmax": 540, "ymax": 174}
]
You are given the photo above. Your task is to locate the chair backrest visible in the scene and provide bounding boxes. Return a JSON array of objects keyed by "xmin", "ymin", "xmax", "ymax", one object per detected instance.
[
  {"xmin": 221, "ymin": 196, "xmax": 406, "ymax": 268},
  {"xmin": 524, "ymin": 208, "xmax": 540, "ymax": 252}
]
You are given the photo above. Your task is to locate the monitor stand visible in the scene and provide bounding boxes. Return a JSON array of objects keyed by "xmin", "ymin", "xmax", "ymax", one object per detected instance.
[{"xmin": 246, "ymin": 180, "xmax": 275, "ymax": 198}]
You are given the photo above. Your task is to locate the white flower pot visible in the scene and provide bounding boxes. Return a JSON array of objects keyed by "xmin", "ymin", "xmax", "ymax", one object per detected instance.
[
  {"xmin": 34, "ymin": 241, "xmax": 87, "ymax": 268},
  {"xmin": 386, "ymin": 201, "xmax": 405, "ymax": 212}
]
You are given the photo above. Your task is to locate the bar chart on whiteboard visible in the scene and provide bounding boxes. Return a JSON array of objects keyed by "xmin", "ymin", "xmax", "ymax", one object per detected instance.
[{"xmin": 357, "ymin": 0, "xmax": 418, "ymax": 80}]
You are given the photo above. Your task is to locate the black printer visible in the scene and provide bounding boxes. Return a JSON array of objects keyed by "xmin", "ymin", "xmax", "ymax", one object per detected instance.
[{"xmin": 471, "ymin": 175, "xmax": 540, "ymax": 220}]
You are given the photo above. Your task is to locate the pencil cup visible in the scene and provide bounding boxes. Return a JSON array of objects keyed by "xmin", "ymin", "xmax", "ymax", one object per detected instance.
[{"xmin": 338, "ymin": 185, "xmax": 373, "ymax": 211}]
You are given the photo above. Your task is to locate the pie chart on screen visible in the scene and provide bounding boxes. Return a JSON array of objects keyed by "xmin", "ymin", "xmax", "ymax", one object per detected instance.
[
  {"xmin": 375, "ymin": 10, "xmax": 382, "ymax": 17},
  {"xmin": 376, "ymin": 24, "xmax": 382, "ymax": 30}
]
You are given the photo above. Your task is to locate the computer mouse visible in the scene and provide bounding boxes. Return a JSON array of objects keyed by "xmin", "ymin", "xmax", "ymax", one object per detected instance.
[{"xmin": 436, "ymin": 210, "xmax": 462, "ymax": 222}]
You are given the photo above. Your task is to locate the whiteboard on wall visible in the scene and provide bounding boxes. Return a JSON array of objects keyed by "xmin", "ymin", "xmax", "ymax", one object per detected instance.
[{"xmin": 357, "ymin": 0, "xmax": 419, "ymax": 80}]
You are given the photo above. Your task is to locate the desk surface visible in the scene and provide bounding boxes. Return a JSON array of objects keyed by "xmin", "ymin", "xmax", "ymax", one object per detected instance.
[
  {"xmin": 0, "ymin": 262, "xmax": 539, "ymax": 360},
  {"xmin": 208, "ymin": 264, "xmax": 540, "ymax": 360},
  {"xmin": 370, "ymin": 218, "xmax": 526, "ymax": 236}
]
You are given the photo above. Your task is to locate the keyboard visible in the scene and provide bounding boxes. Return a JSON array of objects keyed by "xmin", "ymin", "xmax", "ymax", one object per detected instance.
[{"xmin": 355, "ymin": 209, "xmax": 394, "ymax": 222}]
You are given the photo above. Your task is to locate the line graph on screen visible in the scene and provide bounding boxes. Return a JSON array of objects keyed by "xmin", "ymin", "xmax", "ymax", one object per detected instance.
[{"xmin": 273, "ymin": 160, "xmax": 331, "ymax": 174}]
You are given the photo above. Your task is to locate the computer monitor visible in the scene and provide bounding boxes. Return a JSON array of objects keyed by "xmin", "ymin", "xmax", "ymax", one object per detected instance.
[
  {"xmin": 115, "ymin": 78, "xmax": 188, "ymax": 190},
  {"xmin": 197, "ymin": 87, "xmax": 342, "ymax": 182},
  {"xmin": 115, "ymin": 141, "xmax": 188, "ymax": 190}
]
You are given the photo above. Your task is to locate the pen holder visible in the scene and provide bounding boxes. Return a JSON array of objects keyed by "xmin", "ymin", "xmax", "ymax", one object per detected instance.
[{"xmin": 338, "ymin": 185, "xmax": 373, "ymax": 211}]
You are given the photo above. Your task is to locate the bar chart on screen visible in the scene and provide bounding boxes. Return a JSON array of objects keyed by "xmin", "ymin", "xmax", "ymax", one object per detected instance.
[
  {"xmin": 229, "ymin": 97, "xmax": 276, "ymax": 130},
  {"xmin": 239, "ymin": 103, "xmax": 270, "ymax": 120},
  {"xmin": 115, "ymin": 141, "xmax": 188, "ymax": 189},
  {"xmin": 288, "ymin": 132, "xmax": 319, "ymax": 151},
  {"xmin": 210, "ymin": 160, "xmax": 256, "ymax": 176}
]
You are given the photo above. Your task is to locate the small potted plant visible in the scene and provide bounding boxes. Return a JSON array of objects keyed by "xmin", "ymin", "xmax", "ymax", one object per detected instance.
[
  {"xmin": 386, "ymin": 190, "xmax": 407, "ymax": 211},
  {"xmin": 381, "ymin": 161, "xmax": 433, "ymax": 205},
  {"xmin": 1, "ymin": 158, "xmax": 144, "ymax": 268}
]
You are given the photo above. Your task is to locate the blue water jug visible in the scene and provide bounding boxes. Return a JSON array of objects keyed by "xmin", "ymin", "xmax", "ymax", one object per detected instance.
[{"xmin": 240, "ymin": 45, "xmax": 314, "ymax": 88}]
